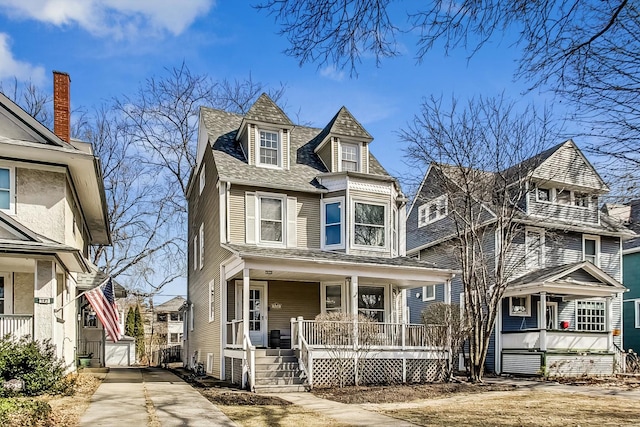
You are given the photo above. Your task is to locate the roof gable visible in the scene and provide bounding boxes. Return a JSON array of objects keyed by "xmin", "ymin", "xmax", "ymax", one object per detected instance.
[
  {"xmin": 531, "ymin": 140, "xmax": 609, "ymax": 192},
  {"xmin": 0, "ymin": 92, "xmax": 65, "ymax": 147},
  {"xmin": 0, "ymin": 211, "xmax": 42, "ymax": 242},
  {"xmin": 322, "ymin": 106, "xmax": 372, "ymax": 141},
  {"xmin": 243, "ymin": 93, "xmax": 293, "ymax": 127}
]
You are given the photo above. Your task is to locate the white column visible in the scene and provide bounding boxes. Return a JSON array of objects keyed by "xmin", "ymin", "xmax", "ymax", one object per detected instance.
[
  {"xmin": 350, "ymin": 275, "xmax": 359, "ymax": 348},
  {"xmin": 34, "ymin": 260, "xmax": 56, "ymax": 346},
  {"xmin": 444, "ymin": 279, "xmax": 452, "ymax": 305},
  {"xmin": 400, "ymin": 289, "xmax": 407, "ymax": 323},
  {"xmin": 495, "ymin": 298, "xmax": 502, "ymax": 374},
  {"xmin": 242, "ymin": 268, "xmax": 250, "ymax": 349},
  {"xmin": 606, "ymin": 297, "xmax": 612, "ymax": 351},
  {"xmin": 539, "ymin": 292, "xmax": 547, "ymax": 351}
]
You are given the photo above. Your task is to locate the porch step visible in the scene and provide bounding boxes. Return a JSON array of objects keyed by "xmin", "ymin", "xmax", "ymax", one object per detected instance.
[
  {"xmin": 254, "ymin": 349, "xmax": 295, "ymax": 357},
  {"xmin": 255, "ymin": 362, "xmax": 300, "ymax": 371},
  {"xmin": 255, "ymin": 376, "xmax": 305, "ymax": 386},
  {"xmin": 255, "ymin": 355, "xmax": 298, "ymax": 364},
  {"xmin": 254, "ymin": 384, "xmax": 307, "ymax": 393}
]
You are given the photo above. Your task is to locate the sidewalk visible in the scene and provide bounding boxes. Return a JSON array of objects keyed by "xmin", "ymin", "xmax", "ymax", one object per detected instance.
[
  {"xmin": 79, "ymin": 367, "xmax": 237, "ymax": 427},
  {"xmin": 275, "ymin": 392, "xmax": 419, "ymax": 427},
  {"xmin": 484, "ymin": 376, "xmax": 640, "ymax": 400}
]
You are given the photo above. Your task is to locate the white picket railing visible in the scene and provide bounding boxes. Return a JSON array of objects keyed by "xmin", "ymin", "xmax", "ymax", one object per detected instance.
[{"xmin": 0, "ymin": 315, "xmax": 33, "ymax": 340}]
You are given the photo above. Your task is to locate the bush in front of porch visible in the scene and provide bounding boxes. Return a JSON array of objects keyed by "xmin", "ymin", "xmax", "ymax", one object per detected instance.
[
  {"xmin": 422, "ymin": 302, "xmax": 468, "ymax": 381},
  {"xmin": 0, "ymin": 336, "xmax": 74, "ymax": 397}
]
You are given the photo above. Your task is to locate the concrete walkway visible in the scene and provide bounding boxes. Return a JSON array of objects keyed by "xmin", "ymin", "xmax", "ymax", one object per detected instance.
[
  {"xmin": 276, "ymin": 392, "xmax": 419, "ymax": 427},
  {"xmin": 79, "ymin": 367, "xmax": 237, "ymax": 427},
  {"xmin": 484, "ymin": 376, "xmax": 640, "ymax": 399}
]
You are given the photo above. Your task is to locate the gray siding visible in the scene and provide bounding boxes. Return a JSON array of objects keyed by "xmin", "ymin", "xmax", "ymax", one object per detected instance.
[
  {"xmin": 527, "ymin": 192, "xmax": 599, "ymax": 224},
  {"xmin": 532, "ymin": 143, "xmax": 606, "ymax": 190}
]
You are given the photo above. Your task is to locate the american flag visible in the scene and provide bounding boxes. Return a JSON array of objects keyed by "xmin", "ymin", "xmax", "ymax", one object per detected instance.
[{"xmin": 85, "ymin": 278, "xmax": 121, "ymax": 343}]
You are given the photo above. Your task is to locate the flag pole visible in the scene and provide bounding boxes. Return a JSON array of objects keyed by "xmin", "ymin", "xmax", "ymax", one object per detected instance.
[{"xmin": 54, "ymin": 276, "xmax": 111, "ymax": 313}]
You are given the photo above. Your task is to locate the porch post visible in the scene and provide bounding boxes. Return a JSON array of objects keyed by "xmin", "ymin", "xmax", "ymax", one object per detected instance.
[
  {"xmin": 34, "ymin": 260, "xmax": 57, "ymax": 351},
  {"xmin": 539, "ymin": 292, "xmax": 547, "ymax": 351},
  {"xmin": 444, "ymin": 279, "xmax": 451, "ymax": 305},
  {"xmin": 605, "ymin": 297, "xmax": 612, "ymax": 351},
  {"xmin": 242, "ymin": 268, "xmax": 250, "ymax": 347},
  {"xmin": 350, "ymin": 275, "xmax": 359, "ymax": 348}
]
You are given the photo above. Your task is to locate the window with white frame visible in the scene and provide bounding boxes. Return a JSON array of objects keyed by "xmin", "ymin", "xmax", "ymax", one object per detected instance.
[
  {"xmin": 259, "ymin": 196, "xmax": 284, "ymax": 244},
  {"xmin": 583, "ymin": 235, "xmax": 600, "ymax": 266},
  {"xmin": 422, "ymin": 284, "xmax": 435, "ymax": 302},
  {"xmin": 199, "ymin": 223, "xmax": 204, "ymax": 269},
  {"xmin": 321, "ymin": 283, "xmax": 344, "ymax": 314},
  {"xmin": 193, "ymin": 235, "xmax": 197, "ymax": 271},
  {"xmin": 509, "ymin": 295, "xmax": 531, "ymax": 317},
  {"xmin": 577, "ymin": 300, "xmax": 605, "ymax": 331},
  {"xmin": 418, "ymin": 195, "xmax": 447, "ymax": 227},
  {"xmin": 392, "ymin": 208, "xmax": 398, "ymax": 255},
  {"xmin": 341, "ymin": 142, "xmax": 359, "ymax": 172},
  {"xmin": 0, "ymin": 167, "xmax": 14, "ymax": 213},
  {"xmin": 208, "ymin": 279, "xmax": 215, "ymax": 322},
  {"xmin": 0, "ymin": 274, "xmax": 7, "ymax": 314},
  {"xmin": 536, "ymin": 187, "xmax": 551, "ymax": 202},
  {"xmin": 635, "ymin": 300, "xmax": 640, "ymax": 328},
  {"xmin": 189, "ymin": 304, "xmax": 194, "ymax": 331},
  {"xmin": 322, "ymin": 198, "xmax": 344, "ymax": 248},
  {"xmin": 575, "ymin": 192, "xmax": 592, "ymax": 208},
  {"xmin": 525, "ymin": 228, "xmax": 545, "ymax": 269},
  {"xmin": 199, "ymin": 165, "xmax": 206, "ymax": 194},
  {"xmin": 358, "ymin": 285, "xmax": 385, "ymax": 322},
  {"xmin": 258, "ymin": 130, "xmax": 280, "ymax": 167},
  {"xmin": 535, "ymin": 185, "xmax": 594, "ymax": 209},
  {"xmin": 353, "ymin": 202, "xmax": 385, "ymax": 247}
]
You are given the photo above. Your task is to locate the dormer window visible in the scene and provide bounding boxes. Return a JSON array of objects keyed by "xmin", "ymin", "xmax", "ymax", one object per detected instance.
[
  {"xmin": 537, "ymin": 187, "xmax": 550, "ymax": 202},
  {"xmin": 418, "ymin": 195, "xmax": 448, "ymax": 227},
  {"xmin": 341, "ymin": 142, "xmax": 359, "ymax": 172},
  {"xmin": 258, "ymin": 130, "xmax": 280, "ymax": 167}
]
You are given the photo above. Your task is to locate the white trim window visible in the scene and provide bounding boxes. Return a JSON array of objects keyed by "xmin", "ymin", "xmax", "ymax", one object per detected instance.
[
  {"xmin": 0, "ymin": 273, "xmax": 12, "ymax": 314},
  {"xmin": 536, "ymin": 187, "xmax": 551, "ymax": 202},
  {"xmin": 574, "ymin": 192, "xmax": 592, "ymax": 208},
  {"xmin": 340, "ymin": 142, "xmax": 359, "ymax": 172},
  {"xmin": 583, "ymin": 234, "xmax": 600, "ymax": 266},
  {"xmin": 259, "ymin": 195, "xmax": 285, "ymax": 244},
  {"xmin": 208, "ymin": 279, "xmax": 215, "ymax": 322},
  {"xmin": 322, "ymin": 197, "xmax": 345, "ymax": 249},
  {"xmin": 577, "ymin": 300, "xmax": 605, "ymax": 331},
  {"xmin": 358, "ymin": 285, "xmax": 385, "ymax": 322},
  {"xmin": 199, "ymin": 165, "xmax": 206, "ymax": 195},
  {"xmin": 353, "ymin": 201, "xmax": 386, "ymax": 247},
  {"xmin": 193, "ymin": 235, "xmax": 198, "ymax": 271},
  {"xmin": 635, "ymin": 300, "xmax": 640, "ymax": 328},
  {"xmin": 199, "ymin": 223, "xmax": 205, "ymax": 269},
  {"xmin": 509, "ymin": 295, "xmax": 531, "ymax": 317},
  {"xmin": 0, "ymin": 166, "xmax": 15, "ymax": 214},
  {"xmin": 321, "ymin": 283, "xmax": 344, "ymax": 314},
  {"xmin": 422, "ymin": 284, "xmax": 435, "ymax": 302},
  {"xmin": 392, "ymin": 207, "xmax": 398, "ymax": 256},
  {"xmin": 525, "ymin": 227, "xmax": 545, "ymax": 269},
  {"xmin": 418, "ymin": 195, "xmax": 447, "ymax": 227},
  {"xmin": 258, "ymin": 130, "xmax": 280, "ymax": 167}
]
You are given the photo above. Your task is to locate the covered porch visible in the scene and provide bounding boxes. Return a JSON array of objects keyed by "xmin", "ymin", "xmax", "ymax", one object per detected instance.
[
  {"xmin": 220, "ymin": 244, "xmax": 456, "ymax": 389},
  {"xmin": 499, "ymin": 262, "xmax": 625, "ymax": 376}
]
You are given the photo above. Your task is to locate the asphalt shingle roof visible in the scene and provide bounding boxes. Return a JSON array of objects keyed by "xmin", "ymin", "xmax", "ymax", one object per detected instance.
[
  {"xmin": 201, "ymin": 97, "xmax": 393, "ymax": 193},
  {"xmin": 244, "ymin": 93, "xmax": 293, "ymax": 126}
]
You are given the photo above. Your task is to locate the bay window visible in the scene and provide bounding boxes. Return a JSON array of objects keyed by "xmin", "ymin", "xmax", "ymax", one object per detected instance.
[{"xmin": 322, "ymin": 197, "xmax": 344, "ymax": 249}]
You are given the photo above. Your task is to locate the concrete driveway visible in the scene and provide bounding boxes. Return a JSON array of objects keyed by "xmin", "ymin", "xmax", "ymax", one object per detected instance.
[{"xmin": 79, "ymin": 367, "xmax": 237, "ymax": 426}]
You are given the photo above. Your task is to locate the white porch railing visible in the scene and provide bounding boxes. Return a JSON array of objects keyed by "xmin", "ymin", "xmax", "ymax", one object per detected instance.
[
  {"xmin": 0, "ymin": 315, "xmax": 33, "ymax": 340},
  {"xmin": 502, "ymin": 329, "xmax": 609, "ymax": 352},
  {"xmin": 291, "ymin": 317, "xmax": 444, "ymax": 349}
]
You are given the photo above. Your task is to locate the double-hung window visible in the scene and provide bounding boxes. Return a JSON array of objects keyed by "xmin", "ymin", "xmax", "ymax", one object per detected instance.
[
  {"xmin": 199, "ymin": 223, "xmax": 205, "ymax": 269},
  {"xmin": 509, "ymin": 295, "xmax": 531, "ymax": 317},
  {"xmin": 583, "ymin": 235, "xmax": 600, "ymax": 266},
  {"xmin": 418, "ymin": 195, "xmax": 447, "ymax": 227},
  {"xmin": 322, "ymin": 197, "xmax": 344, "ymax": 249},
  {"xmin": 259, "ymin": 196, "xmax": 284, "ymax": 243},
  {"xmin": 259, "ymin": 130, "xmax": 280, "ymax": 167},
  {"xmin": 422, "ymin": 285, "xmax": 435, "ymax": 302},
  {"xmin": 354, "ymin": 202, "xmax": 385, "ymax": 247},
  {"xmin": 341, "ymin": 143, "xmax": 359, "ymax": 172},
  {"xmin": 321, "ymin": 283, "xmax": 344, "ymax": 314},
  {"xmin": 358, "ymin": 285, "xmax": 385, "ymax": 322},
  {"xmin": 0, "ymin": 167, "xmax": 14, "ymax": 213}
]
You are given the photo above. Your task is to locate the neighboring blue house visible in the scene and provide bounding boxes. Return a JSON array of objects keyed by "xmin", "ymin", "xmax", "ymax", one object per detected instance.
[{"xmin": 406, "ymin": 140, "xmax": 635, "ymax": 376}]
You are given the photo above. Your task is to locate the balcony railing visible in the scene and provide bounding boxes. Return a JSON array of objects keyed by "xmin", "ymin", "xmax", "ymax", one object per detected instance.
[{"xmin": 0, "ymin": 315, "xmax": 33, "ymax": 340}]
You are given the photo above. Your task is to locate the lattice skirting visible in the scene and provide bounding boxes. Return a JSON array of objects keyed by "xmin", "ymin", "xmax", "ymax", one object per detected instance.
[
  {"xmin": 224, "ymin": 357, "xmax": 243, "ymax": 385},
  {"xmin": 311, "ymin": 357, "xmax": 445, "ymax": 387}
]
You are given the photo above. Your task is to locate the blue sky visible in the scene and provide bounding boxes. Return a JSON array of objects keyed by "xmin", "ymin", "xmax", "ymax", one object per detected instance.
[{"xmin": 0, "ymin": 1, "xmax": 564, "ymax": 301}]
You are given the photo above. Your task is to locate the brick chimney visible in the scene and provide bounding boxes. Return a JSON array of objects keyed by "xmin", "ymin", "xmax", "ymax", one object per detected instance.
[{"xmin": 53, "ymin": 71, "xmax": 71, "ymax": 143}]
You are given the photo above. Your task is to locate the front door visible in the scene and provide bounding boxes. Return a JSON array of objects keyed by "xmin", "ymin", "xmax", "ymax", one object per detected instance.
[
  {"xmin": 539, "ymin": 301, "xmax": 558, "ymax": 329},
  {"xmin": 235, "ymin": 281, "xmax": 267, "ymax": 347}
]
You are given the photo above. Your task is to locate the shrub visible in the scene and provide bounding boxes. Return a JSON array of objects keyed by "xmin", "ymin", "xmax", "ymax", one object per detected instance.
[
  {"xmin": 0, "ymin": 336, "xmax": 71, "ymax": 396},
  {"xmin": 0, "ymin": 398, "xmax": 52, "ymax": 426}
]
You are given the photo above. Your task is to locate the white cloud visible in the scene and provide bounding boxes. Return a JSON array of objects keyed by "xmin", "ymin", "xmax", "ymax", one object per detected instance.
[
  {"xmin": 319, "ymin": 65, "xmax": 345, "ymax": 82},
  {"xmin": 0, "ymin": 33, "xmax": 45, "ymax": 84},
  {"xmin": 0, "ymin": 0, "xmax": 214, "ymax": 38}
]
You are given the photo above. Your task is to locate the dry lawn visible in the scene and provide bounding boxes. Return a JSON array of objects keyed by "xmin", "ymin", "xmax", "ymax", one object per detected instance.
[
  {"xmin": 218, "ymin": 405, "xmax": 350, "ymax": 427},
  {"xmin": 41, "ymin": 373, "xmax": 103, "ymax": 426},
  {"xmin": 375, "ymin": 390, "xmax": 640, "ymax": 426}
]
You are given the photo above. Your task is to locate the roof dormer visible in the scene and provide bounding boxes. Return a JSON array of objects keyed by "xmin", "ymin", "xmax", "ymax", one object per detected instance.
[
  {"xmin": 235, "ymin": 93, "xmax": 294, "ymax": 170},
  {"xmin": 314, "ymin": 107, "xmax": 373, "ymax": 174}
]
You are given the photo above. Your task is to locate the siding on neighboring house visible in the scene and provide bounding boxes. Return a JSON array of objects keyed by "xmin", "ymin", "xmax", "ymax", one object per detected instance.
[
  {"xmin": 527, "ymin": 192, "xmax": 599, "ymax": 224},
  {"xmin": 623, "ymin": 251, "xmax": 640, "ymax": 351},
  {"xmin": 532, "ymin": 143, "xmax": 606, "ymax": 190}
]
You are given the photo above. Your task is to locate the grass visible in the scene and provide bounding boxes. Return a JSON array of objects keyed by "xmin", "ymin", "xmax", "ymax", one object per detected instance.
[
  {"xmin": 38, "ymin": 373, "xmax": 103, "ymax": 426},
  {"xmin": 218, "ymin": 405, "xmax": 350, "ymax": 427},
  {"xmin": 376, "ymin": 390, "xmax": 640, "ymax": 426}
]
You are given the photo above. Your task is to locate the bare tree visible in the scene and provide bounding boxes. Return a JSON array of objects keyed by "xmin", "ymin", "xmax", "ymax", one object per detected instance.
[
  {"xmin": 422, "ymin": 303, "xmax": 468, "ymax": 381},
  {"xmin": 259, "ymin": 1, "xmax": 640, "ymax": 194},
  {"xmin": 0, "ymin": 77, "xmax": 52, "ymax": 128},
  {"xmin": 401, "ymin": 94, "xmax": 556, "ymax": 381}
]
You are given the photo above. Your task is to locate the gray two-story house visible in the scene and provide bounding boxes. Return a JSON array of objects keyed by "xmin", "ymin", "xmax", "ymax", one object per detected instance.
[
  {"xmin": 185, "ymin": 94, "xmax": 456, "ymax": 391},
  {"xmin": 406, "ymin": 140, "xmax": 634, "ymax": 376}
]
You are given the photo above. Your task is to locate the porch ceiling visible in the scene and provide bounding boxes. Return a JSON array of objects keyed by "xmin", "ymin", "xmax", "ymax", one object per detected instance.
[{"xmin": 503, "ymin": 280, "xmax": 623, "ymax": 299}]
